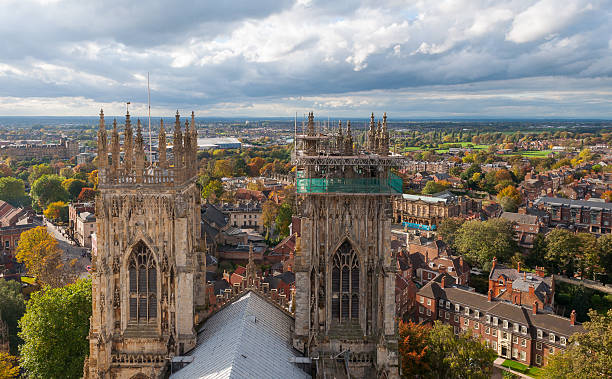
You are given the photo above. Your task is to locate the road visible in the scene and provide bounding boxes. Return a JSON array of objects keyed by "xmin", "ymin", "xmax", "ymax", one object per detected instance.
[{"xmin": 45, "ymin": 219, "xmax": 91, "ymax": 279}]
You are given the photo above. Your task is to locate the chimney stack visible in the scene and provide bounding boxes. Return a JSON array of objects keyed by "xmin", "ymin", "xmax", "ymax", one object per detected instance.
[
  {"xmin": 492, "ymin": 257, "xmax": 497, "ymax": 271},
  {"xmin": 441, "ymin": 275, "xmax": 446, "ymax": 289},
  {"xmin": 570, "ymin": 310, "xmax": 576, "ymax": 326},
  {"xmin": 488, "ymin": 288, "xmax": 493, "ymax": 302},
  {"xmin": 533, "ymin": 302, "xmax": 538, "ymax": 315},
  {"xmin": 517, "ymin": 262, "xmax": 521, "ymax": 273}
]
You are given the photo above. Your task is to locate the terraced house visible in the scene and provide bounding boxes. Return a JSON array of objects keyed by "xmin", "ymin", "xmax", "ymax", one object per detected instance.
[{"xmin": 416, "ymin": 275, "xmax": 582, "ymax": 368}]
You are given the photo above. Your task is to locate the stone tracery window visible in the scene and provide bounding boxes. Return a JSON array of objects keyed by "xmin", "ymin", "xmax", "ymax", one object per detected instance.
[
  {"xmin": 331, "ymin": 241, "xmax": 359, "ymax": 322},
  {"xmin": 128, "ymin": 242, "xmax": 157, "ymax": 323}
]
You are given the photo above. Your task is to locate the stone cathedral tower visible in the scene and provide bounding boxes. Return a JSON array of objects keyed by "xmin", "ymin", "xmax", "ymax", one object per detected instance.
[
  {"xmin": 293, "ymin": 113, "xmax": 400, "ymax": 378},
  {"xmin": 87, "ymin": 110, "xmax": 205, "ymax": 379}
]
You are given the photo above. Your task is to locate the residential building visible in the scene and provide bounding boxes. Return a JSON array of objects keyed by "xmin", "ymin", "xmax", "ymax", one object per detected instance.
[
  {"xmin": 489, "ymin": 258, "xmax": 554, "ymax": 310},
  {"xmin": 500, "ymin": 212, "xmax": 542, "ymax": 251},
  {"xmin": 416, "ymin": 276, "xmax": 582, "ymax": 367},
  {"xmin": 0, "ymin": 137, "xmax": 78, "ymax": 160},
  {"xmin": 533, "ymin": 196, "xmax": 612, "ymax": 234},
  {"xmin": 222, "ymin": 201, "xmax": 263, "ymax": 232},
  {"xmin": 75, "ymin": 211, "xmax": 96, "ymax": 248}
]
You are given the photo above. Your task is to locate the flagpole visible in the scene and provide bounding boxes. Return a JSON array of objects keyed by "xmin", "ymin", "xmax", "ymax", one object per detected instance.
[{"xmin": 147, "ymin": 72, "xmax": 153, "ymax": 164}]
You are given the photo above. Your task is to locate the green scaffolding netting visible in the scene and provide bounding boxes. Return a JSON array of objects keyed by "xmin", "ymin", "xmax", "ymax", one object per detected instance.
[{"xmin": 296, "ymin": 173, "xmax": 402, "ymax": 194}]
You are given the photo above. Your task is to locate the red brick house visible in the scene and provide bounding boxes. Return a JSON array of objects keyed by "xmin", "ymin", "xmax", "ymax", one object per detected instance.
[{"xmin": 489, "ymin": 258, "xmax": 554, "ymax": 310}]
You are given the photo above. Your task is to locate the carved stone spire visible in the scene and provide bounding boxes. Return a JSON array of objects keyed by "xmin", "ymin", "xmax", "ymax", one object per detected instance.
[
  {"xmin": 134, "ymin": 119, "xmax": 145, "ymax": 182},
  {"xmin": 111, "ymin": 119, "xmax": 120, "ymax": 176},
  {"xmin": 158, "ymin": 119, "xmax": 167, "ymax": 169},
  {"xmin": 368, "ymin": 112, "xmax": 376, "ymax": 152},
  {"xmin": 183, "ymin": 120, "xmax": 192, "ymax": 173},
  {"xmin": 376, "ymin": 120, "xmax": 383, "ymax": 154},
  {"xmin": 124, "ymin": 112, "xmax": 133, "ymax": 172},
  {"xmin": 337, "ymin": 120, "xmax": 343, "ymax": 151},
  {"xmin": 97, "ymin": 109, "xmax": 107, "ymax": 170},
  {"xmin": 345, "ymin": 120, "xmax": 353, "ymax": 156},
  {"xmin": 173, "ymin": 111, "xmax": 183, "ymax": 170},
  {"xmin": 381, "ymin": 112, "xmax": 389, "ymax": 156},
  {"xmin": 190, "ymin": 111, "xmax": 198, "ymax": 174},
  {"xmin": 246, "ymin": 243, "xmax": 257, "ymax": 287},
  {"xmin": 306, "ymin": 112, "xmax": 315, "ymax": 136}
]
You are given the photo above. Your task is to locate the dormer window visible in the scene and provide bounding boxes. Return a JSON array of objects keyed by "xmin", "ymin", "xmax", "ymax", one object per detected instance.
[
  {"xmin": 475, "ymin": 310, "xmax": 480, "ymax": 318},
  {"xmin": 537, "ymin": 329, "xmax": 543, "ymax": 339},
  {"xmin": 465, "ymin": 307, "xmax": 470, "ymax": 316},
  {"xmin": 560, "ymin": 337, "xmax": 566, "ymax": 346},
  {"xmin": 521, "ymin": 325, "xmax": 527, "ymax": 334},
  {"xmin": 446, "ymin": 301, "xmax": 450, "ymax": 309},
  {"xmin": 549, "ymin": 333, "xmax": 555, "ymax": 342},
  {"xmin": 486, "ymin": 315, "xmax": 491, "ymax": 323},
  {"xmin": 514, "ymin": 323, "xmax": 519, "ymax": 333},
  {"xmin": 455, "ymin": 304, "xmax": 460, "ymax": 312},
  {"xmin": 503, "ymin": 320, "xmax": 508, "ymax": 329},
  {"xmin": 493, "ymin": 317, "xmax": 498, "ymax": 326},
  {"xmin": 439, "ymin": 299, "xmax": 444, "ymax": 306}
]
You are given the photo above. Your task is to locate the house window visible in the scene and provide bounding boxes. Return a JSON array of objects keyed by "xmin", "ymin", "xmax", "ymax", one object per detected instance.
[
  {"xmin": 128, "ymin": 241, "xmax": 157, "ymax": 323},
  {"xmin": 420, "ymin": 296, "xmax": 424, "ymax": 304},
  {"xmin": 520, "ymin": 351, "xmax": 526, "ymax": 361},
  {"xmin": 445, "ymin": 312, "xmax": 450, "ymax": 320},
  {"xmin": 474, "ymin": 310, "xmax": 480, "ymax": 318},
  {"xmin": 426, "ymin": 309, "xmax": 431, "ymax": 316},
  {"xmin": 454, "ymin": 326, "xmax": 459, "ymax": 335},
  {"xmin": 537, "ymin": 329, "xmax": 543, "ymax": 339},
  {"xmin": 486, "ymin": 315, "xmax": 491, "ymax": 323},
  {"xmin": 514, "ymin": 323, "xmax": 519, "ymax": 333},
  {"xmin": 454, "ymin": 315, "xmax": 459, "ymax": 322},
  {"xmin": 445, "ymin": 301, "xmax": 450, "ymax": 309},
  {"xmin": 439, "ymin": 310, "xmax": 443, "ymax": 317},
  {"xmin": 513, "ymin": 336, "xmax": 518, "ymax": 344},
  {"xmin": 503, "ymin": 332, "xmax": 509, "ymax": 340},
  {"xmin": 331, "ymin": 241, "xmax": 360, "ymax": 322},
  {"xmin": 493, "ymin": 317, "xmax": 498, "ymax": 326},
  {"xmin": 419, "ymin": 306, "xmax": 424, "ymax": 314},
  {"xmin": 465, "ymin": 307, "xmax": 470, "ymax": 316},
  {"xmin": 485, "ymin": 327, "xmax": 490, "ymax": 335},
  {"xmin": 560, "ymin": 337, "xmax": 566, "ymax": 346},
  {"xmin": 4, "ymin": 241, "xmax": 8, "ymax": 249},
  {"xmin": 521, "ymin": 325, "xmax": 527, "ymax": 334},
  {"xmin": 455, "ymin": 304, "xmax": 460, "ymax": 312},
  {"xmin": 549, "ymin": 333, "xmax": 555, "ymax": 343},
  {"xmin": 503, "ymin": 320, "xmax": 508, "ymax": 329},
  {"xmin": 439, "ymin": 299, "xmax": 444, "ymax": 306},
  {"xmin": 492, "ymin": 329, "xmax": 497, "ymax": 337},
  {"xmin": 521, "ymin": 339, "xmax": 527, "ymax": 347},
  {"xmin": 463, "ymin": 319, "xmax": 469, "ymax": 326},
  {"xmin": 492, "ymin": 341, "xmax": 497, "ymax": 350},
  {"xmin": 549, "ymin": 347, "xmax": 554, "ymax": 354},
  {"xmin": 536, "ymin": 341, "xmax": 542, "ymax": 350},
  {"xmin": 474, "ymin": 322, "xmax": 479, "ymax": 330},
  {"xmin": 512, "ymin": 348, "xmax": 518, "ymax": 358},
  {"xmin": 427, "ymin": 299, "xmax": 431, "ymax": 306},
  {"xmin": 536, "ymin": 354, "xmax": 542, "ymax": 365}
]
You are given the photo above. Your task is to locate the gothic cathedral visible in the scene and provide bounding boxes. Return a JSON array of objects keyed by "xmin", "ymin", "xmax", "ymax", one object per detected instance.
[
  {"xmin": 293, "ymin": 113, "xmax": 400, "ymax": 378},
  {"xmin": 87, "ymin": 110, "xmax": 206, "ymax": 379}
]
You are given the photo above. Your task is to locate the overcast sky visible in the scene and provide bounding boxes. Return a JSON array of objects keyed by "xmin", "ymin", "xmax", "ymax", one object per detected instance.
[{"xmin": 0, "ymin": 0, "xmax": 610, "ymax": 118}]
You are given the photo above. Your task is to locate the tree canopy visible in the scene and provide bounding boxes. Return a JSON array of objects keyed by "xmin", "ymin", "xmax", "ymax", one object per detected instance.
[
  {"xmin": 18, "ymin": 279, "xmax": 92, "ymax": 379},
  {"xmin": 543, "ymin": 309, "xmax": 612, "ymax": 378},
  {"xmin": 399, "ymin": 321, "xmax": 497, "ymax": 379},
  {"xmin": 43, "ymin": 201, "xmax": 68, "ymax": 223},
  {"xmin": 453, "ymin": 219, "xmax": 517, "ymax": 267},
  {"xmin": 0, "ymin": 177, "xmax": 28, "ymax": 207},
  {"xmin": 0, "ymin": 280, "xmax": 25, "ymax": 355},
  {"xmin": 61, "ymin": 178, "xmax": 87, "ymax": 200},
  {"xmin": 0, "ymin": 352, "xmax": 19, "ymax": 379},
  {"xmin": 30, "ymin": 174, "xmax": 69, "ymax": 208},
  {"xmin": 15, "ymin": 226, "xmax": 66, "ymax": 287}
]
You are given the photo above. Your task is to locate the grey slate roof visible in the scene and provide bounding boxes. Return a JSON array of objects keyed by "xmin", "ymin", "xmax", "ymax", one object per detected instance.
[
  {"xmin": 500, "ymin": 212, "xmax": 538, "ymax": 225},
  {"xmin": 534, "ymin": 196, "xmax": 612, "ymax": 210},
  {"xmin": 170, "ymin": 291, "xmax": 309, "ymax": 379}
]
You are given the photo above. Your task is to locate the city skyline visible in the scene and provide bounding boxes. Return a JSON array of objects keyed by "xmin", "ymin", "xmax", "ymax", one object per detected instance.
[{"xmin": 0, "ymin": 0, "xmax": 610, "ymax": 117}]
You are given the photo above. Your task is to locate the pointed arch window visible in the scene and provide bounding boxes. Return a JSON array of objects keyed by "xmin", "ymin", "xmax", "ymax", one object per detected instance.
[
  {"xmin": 331, "ymin": 241, "xmax": 360, "ymax": 322},
  {"xmin": 128, "ymin": 242, "xmax": 157, "ymax": 323}
]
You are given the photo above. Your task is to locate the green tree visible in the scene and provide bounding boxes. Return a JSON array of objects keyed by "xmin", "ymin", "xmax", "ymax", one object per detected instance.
[
  {"xmin": 18, "ymin": 279, "xmax": 92, "ymax": 379},
  {"xmin": 275, "ymin": 202, "xmax": 293, "ymax": 238},
  {"xmin": 213, "ymin": 159, "xmax": 233, "ymax": 178},
  {"xmin": 0, "ymin": 177, "xmax": 29, "ymax": 207},
  {"xmin": 61, "ymin": 178, "xmax": 87, "ymax": 200},
  {"xmin": 422, "ymin": 180, "xmax": 449, "ymax": 195},
  {"xmin": 30, "ymin": 174, "xmax": 69, "ymax": 208},
  {"xmin": 454, "ymin": 219, "xmax": 517, "ymax": 267},
  {"xmin": 200, "ymin": 178, "xmax": 224, "ymax": 202},
  {"xmin": 59, "ymin": 167, "xmax": 74, "ymax": 179},
  {"xmin": 437, "ymin": 217, "xmax": 465, "ymax": 248},
  {"xmin": 543, "ymin": 309, "xmax": 612, "ymax": 378},
  {"xmin": 261, "ymin": 201, "xmax": 279, "ymax": 239},
  {"xmin": 425, "ymin": 321, "xmax": 497, "ymax": 379},
  {"xmin": 545, "ymin": 229, "xmax": 581, "ymax": 275},
  {"xmin": 28, "ymin": 163, "xmax": 53, "ymax": 185},
  {"xmin": 0, "ymin": 280, "xmax": 26, "ymax": 355},
  {"xmin": 597, "ymin": 235, "xmax": 612, "ymax": 284},
  {"xmin": 497, "ymin": 185, "xmax": 523, "ymax": 211},
  {"xmin": 77, "ymin": 187, "xmax": 97, "ymax": 202}
]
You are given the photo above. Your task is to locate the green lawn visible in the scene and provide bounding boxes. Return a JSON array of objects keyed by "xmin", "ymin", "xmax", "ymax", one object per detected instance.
[{"xmin": 501, "ymin": 359, "xmax": 544, "ymax": 378}]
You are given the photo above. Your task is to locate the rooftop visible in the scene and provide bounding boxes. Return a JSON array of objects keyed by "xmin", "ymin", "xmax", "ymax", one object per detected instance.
[{"xmin": 170, "ymin": 291, "xmax": 308, "ymax": 379}]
